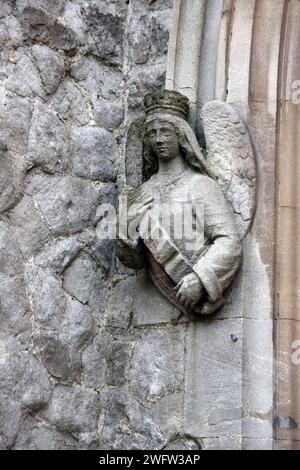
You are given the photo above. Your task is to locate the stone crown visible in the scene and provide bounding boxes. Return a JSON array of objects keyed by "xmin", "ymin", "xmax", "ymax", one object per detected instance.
[{"xmin": 144, "ymin": 90, "xmax": 189, "ymax": 119}]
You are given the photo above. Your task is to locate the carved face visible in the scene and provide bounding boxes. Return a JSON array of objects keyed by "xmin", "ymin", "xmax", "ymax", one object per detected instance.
[{"xmin": 146, "ymin": 121, "xmax": 179, "ymax": 161}]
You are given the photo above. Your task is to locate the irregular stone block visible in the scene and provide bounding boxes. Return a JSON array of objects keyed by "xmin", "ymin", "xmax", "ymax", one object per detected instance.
[
  {"xmin": 5, "ymin": 48, "xmax": 45, "ymax": 98},
  {"xmin": 34, "ymin": 236, "xmax": 81, "ymax": 274},
  {"xmin": 82, "ymin": 332, "xmax": 109, "ymax": 389},
  {"xmin": 107, "ymin": 278, "xmax": 136, "ymax": 329},
  {"xmin": 8, "ymin": 195, "xmax": 51, "ymax": 258},
  {"xmin": 63, "ymin": 253, "xmax": 107, "ymax": 316},
  {"xmin": 81, "ymin": 4, "xmax": 125, "ymax": 67},
  {"xmin": 59, "ymin": 298, "xmax": 95, "ymax": 350},
  {"xmin": 0, "ymin": 398, "xmax": 22, "ymax": 450},
  {"xmin": 27, "ymin": 101, "xmax": 70, "ymax": 173},
  {"xmin": 32, "ymin": 175, "xmax": 100, "ymax": 235},
  {"xmin": 0, "ymin": 221, "xmax": 23, "ymax": 276},
  {"xmin": 35, "ymin": 335, "xmax": 81, "ymax": 384},
  {"xmin": 16, "ymin": 0, "xmax": 65, "ymax": 20},
  {"xmin": 70, "ymin": 55, "xmax": 123, "ymax": 101},
  {"xmin": 0, "ymin": 141, "xmax": 26, "ymax": 214},
  {"xmin": 100, "ymin": 388, "xmax": 165, "ymax": 450},
  {"xmin": 91, "ymin": 98, "xmax": 123, "ymax": 129},
  {"xmin": 130, "ymin": 327, "xmax": 185, "ymax": 403},
  {"xmin": 43, "ymin": 385, "xmax": 101, "ymax": 433},
  {"xmin": 106, "ymin": 338, "xmax": 132, "ymax": 386},
  {"xmin": 25, "ymin": 262, "xmax": 66, "ymax": 332},
  {"xmin": 71, "ymin": 126, "xmax": 116, "ymax": 181},
  {"xmin": 0, "ymin": 354, "xmax": 52, "ymax": 410},
  {"xmin": 0, "ymin": 95, "xmax": 32, "ymax": 155},
  {"xmin": 51, "ymin": 80, "xmax": 89, "ymax": 125},
  {"xmin": 14, "ymin": 417, "xmax": 77, "ymax": 450},
  {"xmin": 0, "ymin": 273, "xmax": 31, "ymax": 341},
  {"xmin": 30, "ymin": 45, "xmax": 64, "ymax": 95},
  {"xmin": 128, "ymin": 63, "xmax": 166, "ymax": 111}
]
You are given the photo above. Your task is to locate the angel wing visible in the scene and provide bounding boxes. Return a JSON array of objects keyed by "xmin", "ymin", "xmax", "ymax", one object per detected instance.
[{"xmin": 201, "ymin": 100, "xmax": 257, "ymax": 239}]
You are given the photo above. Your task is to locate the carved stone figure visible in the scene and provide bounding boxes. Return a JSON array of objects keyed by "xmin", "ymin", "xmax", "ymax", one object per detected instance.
[{"xmin": 116, "ymin": 90, "xmax": 256, "ymax": 316}]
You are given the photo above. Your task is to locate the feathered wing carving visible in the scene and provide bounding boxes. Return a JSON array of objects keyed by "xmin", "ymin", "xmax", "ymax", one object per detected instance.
[{"xmin": 201, "ymin": 100, "xmax": 257, "ymax": 239}]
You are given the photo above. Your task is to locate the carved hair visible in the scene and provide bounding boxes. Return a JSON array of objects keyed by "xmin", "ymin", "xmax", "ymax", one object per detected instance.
[{"xmin": 142, "ymin": 113, "xmax": 213, "ymax": 182}]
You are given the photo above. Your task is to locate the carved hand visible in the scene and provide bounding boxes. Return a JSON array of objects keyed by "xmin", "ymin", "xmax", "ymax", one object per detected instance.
[{"xmin": 175, "ymin": 272, "xmax": 204, "ymax": 310}]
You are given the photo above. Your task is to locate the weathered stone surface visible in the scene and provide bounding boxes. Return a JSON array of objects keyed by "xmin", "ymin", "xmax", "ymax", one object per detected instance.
[
  {"xmin": 0, "ymin": 354, "xmax": 52, "ymax": 409},
  {"xmin": 82, "ymin": 332, "xmax": 109, "ymax": 390},
  {"xmin": 164, "ymin": 436, "xmax": 201, "ymax": 450},
  {"xmin": 25, "ymin": 262, "xmax": 66, "ymax": 332},
  {"xmin": 27, "ymin": 101, "xmax": 70, "ymax": 173},
  {"xmin": 14, "ymin": 417, "xmax": 78, "ymax": 450},
  {"xmin": 43, "ymin": 385, "xmax": 101, "ymax": 433},
  {"xmin": 81, "ymin": 3, "xmax": 125, "ymax": 67},
  {"xmin": 128, "ymin": 11, "xmax": 170, "ymax": 66},
  {"xmin": 30, "ymin": 45, "xmax": 64, "ymax": 95},
  {"xmin": 8, "ymin": 195, "xmax": 50, "ymax": 258},
  {"xmin": 184, "ymin": 320, "xmax": 243, "ymax": 440},
  {"xmin": 0, "ymin": 273, "xmax": 31, "ymax": 343},
  {"xmin": 30, "ymin": 174, "xmax": 100, "ymax": 235},
  {"xmin": 0, "ymin": 96, "xmax": 32, "ymax": 155},
  {"xmin": 107, "ymin": 278, "xmax": 136, "ymax": 329},
  {"xmin": 133, "ymin": 271, "xmax": 180, "ymax": 325},
  {"xmin": 0, "ymin": 398, "xmax": 22, "ymax": 450},
  {"xmin": 125, "ymin": 118, "xmax": 144, "ymax": 188},
  {"xmin": 71, "ymin": 127, "xmax": 116, "ymax": 181},
  {"xmin": 91, "ymin": 98, "xmax": 123, "ymax": 129},
  {"xmin": 16, "ymin": 0, "xmax": 66, "ymax": 19},
  {"xmin": 62, "ymin": 254, "xmax": 106, "ymax": 323},
  {"xmin": 0, "ymin": 0, "xmax": 175, "ymax": 451},
  {"xmin": 0, "ymin": 141, "xmax": 26, "ymax": 214},
  {"xmin": 130, "ymin": 327, "xmax": 185, "ymax": 403},
  {"xmin": 0, "ymin": 221, "xmax": 23, "ymax": 276},
  {"xmin": 106, "ymin": 338, "xmax": 132, "ymax": 386},
  {"xmin": 100, "ymin": 388, "xmax": 165, "ymax": 450},
  {"xmin": 59, "ymin": 298, "xmax": 95, "ymax": 350},
  {"xmin": 70, "ymin": 56, "xmax": 123, "ymax": 101},
  {"xmin": 5, "ymin": 48, "xmax": 45, "ymax": 99},
  {"xmin": 34, "ymin": 236, "xmax": 81, "ymax": 274},
  {"xmin": 128, "ymin": 63, "xmax": 166, "ymax": 111},
  {"xmin": 51, "ymin": 80, "xmax": 89, "ymax": 125},
  {"xmin": 35, "ymin": 335, "xmax": 81, "ymax": 384},
  {"xmin": 89, "ymin": 237, "xmax": 116, "ymax": 274}
]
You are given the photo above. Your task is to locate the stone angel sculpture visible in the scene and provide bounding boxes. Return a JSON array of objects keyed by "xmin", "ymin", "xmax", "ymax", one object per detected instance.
[{"xmin": 116, "ymin": 90, "xmax": 256, "ymax": 316}]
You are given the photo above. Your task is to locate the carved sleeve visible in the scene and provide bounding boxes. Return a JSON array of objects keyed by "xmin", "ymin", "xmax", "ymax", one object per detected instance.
[{"xmin": 192, "ymin": 179, "xmax": 242, "ymax": 302}]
